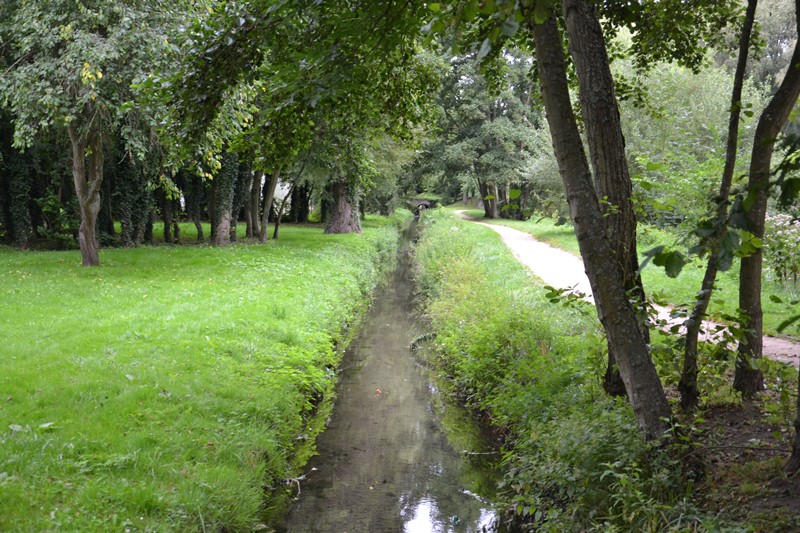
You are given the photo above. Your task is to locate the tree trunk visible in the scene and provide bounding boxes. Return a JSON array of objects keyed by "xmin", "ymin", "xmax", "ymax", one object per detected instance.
[
  {"xmin": 208, "ymin": 177, "xmax": 217, "ymax": 241},
  {"xmin": 531, "ymin": 12, "xmax": 671, "ymax": 440},
  {"xmin": 325, "ymin": 178, "xmax": 362, "ymax": 234},
  {"xmin": 735, "ymin": 0, "xmax": 800, "ymax": 397},
  {"xmin": 211, "ymin": 152, "xmax": 239, "ymax": 247},
  {"xmin": 161, "ymin": 188, "xmax": 175, "ymax": 244},
  {"xmin": 563, "ymin": 0, "xmax": 647, "ymax": 398},
  {"xmin": 259, "ymin": 169, "xmax": 281, "ymax": 243},
  {"xmin": 489, "ymin": 183, "xmax": 500, "ymax": 218},
  {"xmin": 680, "ymin": 0, "xmax": 758, "ymax": 410},
  {"xmin": 273, "ymin": 183, "xmax": 294, "ymax": 240},
  {"xmin": 246, "ymin": 170, "xmax": 261, "ymax": 238},
  {"xmin": 478, "ymin": 179, "xmax": 491, "ymax": 218},
  {"xmin": 67, "ymin": 123, "xmax": 102, "ymax": 266}
]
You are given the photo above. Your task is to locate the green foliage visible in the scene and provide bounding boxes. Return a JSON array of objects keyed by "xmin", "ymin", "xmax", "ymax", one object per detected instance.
[
  {"xmin": 0, "ymin": 0, "xmax": 173, "ymax": 150},
  {"xmin": 0, "ymin": 214, "xmax": 407, "ymax": 531},
  {"xmin": 414, "ymin": 210, "xmax": 711, "ymax": 530},
  {"xmin": 620, "ymin": 60, "xmax": 768, "ymax": 231},
  {"xmin": 407, "ymin": 51, "xmax": 560, "ymax": 216},
  {"xmin": 764, "ymin": 213, "xmax": 800, "ymax": 285}
]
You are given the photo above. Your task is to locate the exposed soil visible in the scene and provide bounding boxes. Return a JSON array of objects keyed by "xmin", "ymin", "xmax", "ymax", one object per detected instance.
[{"xmin": 697, "ymin": 401, "xmax": 800, "ymax": 530}]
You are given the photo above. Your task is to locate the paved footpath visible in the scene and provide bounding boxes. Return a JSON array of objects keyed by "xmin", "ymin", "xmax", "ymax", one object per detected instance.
[{"xmin": 456, "ymin": 211, "xmax": 800, "ymax": 368}]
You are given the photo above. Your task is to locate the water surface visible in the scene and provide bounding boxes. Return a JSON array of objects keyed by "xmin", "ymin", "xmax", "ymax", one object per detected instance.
[{"xmin": 281, "ymin": 224, "xmax": 499, "ymax": 532}]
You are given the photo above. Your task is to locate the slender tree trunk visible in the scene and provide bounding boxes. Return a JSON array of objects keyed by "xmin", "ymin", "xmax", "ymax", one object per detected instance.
[
  {"xmin": 531, "ymin": 12, "xmax": 671, "ymax": 440},
  {"xmin": 273, "ymin": 183, "xmax": 295, "ymax": 240},
  {"xmin": 67, "ymin": 123, "xmax": 102, "ymax": 266},
  {"xmin": 208, "ymin": 178, "xmax": 217, "ymax": 242},
  {"xmin": 679, "ymin": 0, "xmax": 758, "ymax": 410},
  {"xmin": 736, "ymin": 0, "xmax": 800, "ymax": 397},
  {"xmin": 245, "ymin": 170, "xmax": 260, "ymax": 238},
  {"xmin": 325, "ymin": 177, "xmax": 362, "ymax": 234},
  {"xmin": 259, "ymin": 169, "xmax": 280, "ymax": 243},
  {"xmin": 563, "ymin": 0, "xmax": 647, "ymax": 398}
]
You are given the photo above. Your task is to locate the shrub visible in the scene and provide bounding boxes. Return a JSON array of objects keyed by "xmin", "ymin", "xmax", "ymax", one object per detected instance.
[{"xmin": 414, "ymin": 209, "xmax": 712, "ymax": 531}]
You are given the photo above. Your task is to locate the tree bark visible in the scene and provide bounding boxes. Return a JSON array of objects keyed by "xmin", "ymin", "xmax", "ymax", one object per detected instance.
[
  {"xmin": 259, "ymin": 169, "xmax": 280, "ymax": 243},
  {"xmin": 210, "ymin": 152, "xmax": 239, "ymax": 247},
  {"xmin": 67, "ymin": 123, "xmax": 102, "ymax": 266},
  {"xmin": 563, "ymin": 0, "xmax": 647, "ymax": 398},
  {"xmin": 680, "ymin": 0, "xmax": 758, "ymax": 410},
  {"xmin": 735, "ymin": 0, "xmax": 800, "ymax": 397},
  {"xmin": 325, "ymin": 177, "xmax": 362, "ymax": 234},
  {"xmin": 273, "ymin": 183, "xmax": 294, "ymax": 239},
  {"xmin": 246, "ymin": 170, "xmax": 262, "ymax": 238},
  {"xmin": 531, "ymin": 12, "xmax": 671, "ymax": 440}
]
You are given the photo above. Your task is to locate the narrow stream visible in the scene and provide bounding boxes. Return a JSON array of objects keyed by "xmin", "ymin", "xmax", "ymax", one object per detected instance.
[{"xmin": 280, "ymin": 222, "xmax": 500, "ymax": 532}]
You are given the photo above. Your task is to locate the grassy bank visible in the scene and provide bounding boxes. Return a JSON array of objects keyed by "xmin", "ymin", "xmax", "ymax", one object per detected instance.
[
  {"xmin": 452, "ymin": 205, "xmax": 797, "ymax": 338},
  {"xmin": 0, "ymin": 213, "xmax": 409, "ymax": 531},
  {"xmin": 414, "ymin": 209, "xmax": 727, "ymax": 531}
]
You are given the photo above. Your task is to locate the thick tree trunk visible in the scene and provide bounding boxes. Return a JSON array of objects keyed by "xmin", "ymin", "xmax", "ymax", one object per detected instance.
[
  {"xmin": 680, "ymin": 0, "xmax": 758, "ymax": 410},
  {"xmin": 736, "ymin": 1, "xmax": 800, "ymax": 397},
  {"xmin": 563, "ymin": 0, "xmax": 646, "ymax": 398},
  {"xmin": 325, "ymin": 178, "xmax": 362, "ymax": 234},
  {"xmin": 211, "ymin": 152, "xmax": 239, "ymax": 247},
  {"xmin": 531, "ymin": 13, "xmax": 671, "ymax": 440},
  {"xmin": 259, "ymin": 169, "xmax": 280, "ymax": 243},
  {"xmin": 67, "ymin": 123, "xmax": 102, "ymax": 266},
  {"xmin": 213, "ymin": 209, "xmax": 232, "ymax": 246},
  {"xmin": 478, "ymin": 180, "xmax": 491, "ymax": 218}
]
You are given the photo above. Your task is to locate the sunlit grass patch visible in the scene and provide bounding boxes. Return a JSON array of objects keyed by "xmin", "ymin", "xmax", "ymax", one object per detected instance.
[{"xmin": 0, "ymin": 213, "xmax": 408, "ymax": 531}]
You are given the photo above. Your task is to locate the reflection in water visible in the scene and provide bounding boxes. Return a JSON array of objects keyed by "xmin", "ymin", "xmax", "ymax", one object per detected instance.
[
  {"xmin": 280, "ymin": 223, "xmax": 499, "ymax": 532},
  {"xmin": 401, "ymin": 494, "xmax": 497, "ymax": 533}
]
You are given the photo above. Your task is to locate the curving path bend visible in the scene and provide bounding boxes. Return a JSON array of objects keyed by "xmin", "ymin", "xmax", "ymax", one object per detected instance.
[{"xmin": 455, "ymin": 211, "xmax": 800, "ymax": 368}]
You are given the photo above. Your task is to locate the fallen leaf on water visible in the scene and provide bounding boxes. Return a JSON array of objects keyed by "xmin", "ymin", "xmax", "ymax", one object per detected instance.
[{"xmin": 375, "ymin": 388, "xmax": 382, "ymax": 396}]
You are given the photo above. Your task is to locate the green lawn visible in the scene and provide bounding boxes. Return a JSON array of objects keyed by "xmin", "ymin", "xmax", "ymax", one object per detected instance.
[
  {"xmin": 0, "ymin": 214, "xmax": 407, "ymax": 531},
  {"xmin": 449, "ymin": 205, "xmax": 798, "ymax": 338}
]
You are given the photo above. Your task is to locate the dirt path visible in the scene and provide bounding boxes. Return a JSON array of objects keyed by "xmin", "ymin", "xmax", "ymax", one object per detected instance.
[{"xmin": 455, "ymin": 211, "xmax": 800, "ymax": 368}]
